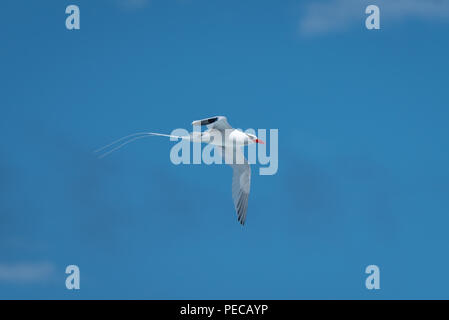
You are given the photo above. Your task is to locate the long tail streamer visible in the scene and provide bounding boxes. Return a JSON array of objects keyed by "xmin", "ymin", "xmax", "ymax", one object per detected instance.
[{"xmin": 94, "ymin": 132, "xmax": 190, "ymax": 159}]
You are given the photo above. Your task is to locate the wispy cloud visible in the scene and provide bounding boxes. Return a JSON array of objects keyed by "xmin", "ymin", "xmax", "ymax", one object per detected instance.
[
  {"xmin": 0, "ymin": 262, "xmax": 55, "ymax": 283},
  {"xmin": 299, "ymin": 0, "xmax": 449, "ymax": 36}
]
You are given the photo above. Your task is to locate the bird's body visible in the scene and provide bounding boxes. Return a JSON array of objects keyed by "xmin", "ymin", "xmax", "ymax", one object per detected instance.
[
  {"xmin": 96, "ymin": 116, "xmax": 263, "ymax": 225},
  {"xmin": 191, "ymin": 122, "xmax": 257, "ymax": 147},
  {"xmin": 191, "ymin": 116, "xmax": 261, "ymax": 225}
]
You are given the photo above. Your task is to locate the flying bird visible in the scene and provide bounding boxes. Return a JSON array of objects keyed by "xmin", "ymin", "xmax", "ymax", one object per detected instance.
[{"xmin": 95, "ymin": 116, "xmax": 264, "ymax": 225}]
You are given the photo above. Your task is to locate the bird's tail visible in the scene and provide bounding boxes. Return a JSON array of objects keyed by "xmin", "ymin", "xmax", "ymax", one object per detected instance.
[{"xmin": 94, "ymin": 132, "xmax": 190, "ymax": 159}]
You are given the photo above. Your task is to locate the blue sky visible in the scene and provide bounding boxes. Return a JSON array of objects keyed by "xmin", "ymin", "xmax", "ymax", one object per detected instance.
[{"xmin": 1, "ymin": 0, "xmax": 449, "ymax": 299}]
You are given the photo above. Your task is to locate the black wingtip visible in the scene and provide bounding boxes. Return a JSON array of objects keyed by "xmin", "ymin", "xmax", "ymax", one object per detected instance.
[{"xmin": 192, "ymin": 117, "xmax": 219, "ymax": 126}]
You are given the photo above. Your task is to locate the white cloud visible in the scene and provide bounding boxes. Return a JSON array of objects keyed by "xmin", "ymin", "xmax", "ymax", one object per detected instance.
[
  {"xmin": 0, "ymin": 262, "xmax": 55, "ymax": 283},
  {"xmin": 299, "ymin": 0, "xmax": 449, "ymax": 36}
]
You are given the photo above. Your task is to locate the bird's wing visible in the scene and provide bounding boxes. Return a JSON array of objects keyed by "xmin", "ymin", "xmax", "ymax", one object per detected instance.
[
  {"xmin": 217, "ymin": 146, "xmax": 251, "ymax": 225},
  {"xmin": 192, "ymin": 116, "xmax": 232, "ymax": 132},
  {"xmin": 231, "ymin": 163, "xmax": 251, "ymax": 225}
]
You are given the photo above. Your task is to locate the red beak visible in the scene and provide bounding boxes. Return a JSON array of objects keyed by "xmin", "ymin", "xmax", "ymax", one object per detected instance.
[{"xmin": 255, "ymin": 139, "xmax": 265, "ymax": 144}]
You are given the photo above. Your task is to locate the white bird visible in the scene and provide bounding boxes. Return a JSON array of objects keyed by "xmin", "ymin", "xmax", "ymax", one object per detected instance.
[{"xmin": 95, "ymin": 116, "xmax": 264, "ymax": 225}]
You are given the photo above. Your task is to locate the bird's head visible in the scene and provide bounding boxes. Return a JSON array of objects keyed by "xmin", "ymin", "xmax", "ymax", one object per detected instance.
[{"xmin": 246, "ymin": 133, "xmax": 265, "ymax": 144}]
